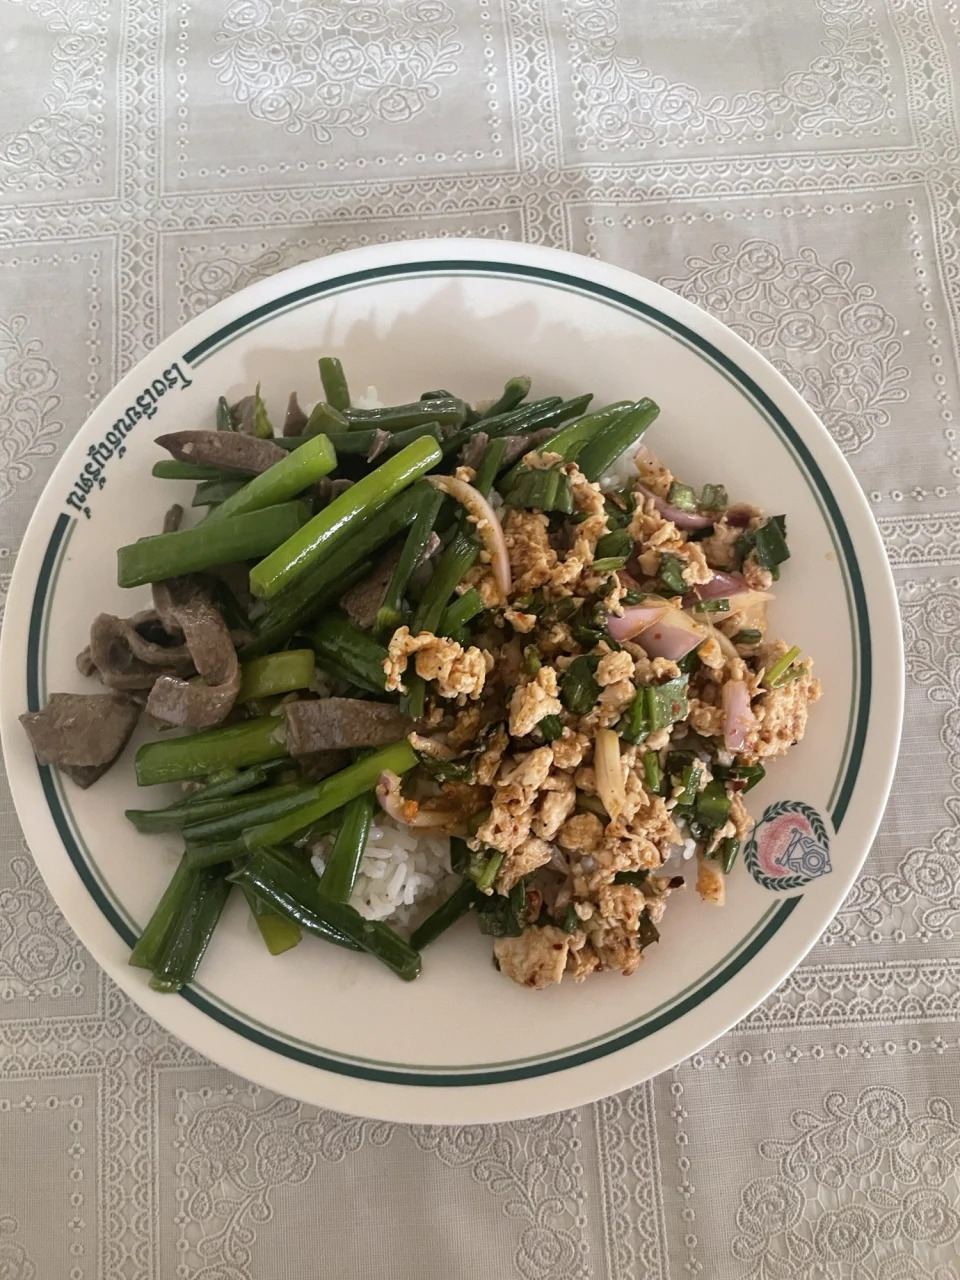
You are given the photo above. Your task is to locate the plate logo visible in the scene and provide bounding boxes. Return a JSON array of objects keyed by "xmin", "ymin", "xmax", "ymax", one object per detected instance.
[{"xmin": 745, "ymin": 800, "xmax": 832, "ymax": 891}]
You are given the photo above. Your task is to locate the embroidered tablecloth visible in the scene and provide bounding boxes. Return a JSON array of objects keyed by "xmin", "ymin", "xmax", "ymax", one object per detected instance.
[{"xmin": 2, "ymin": 1, "xmax": 958, "ymax": 1276}]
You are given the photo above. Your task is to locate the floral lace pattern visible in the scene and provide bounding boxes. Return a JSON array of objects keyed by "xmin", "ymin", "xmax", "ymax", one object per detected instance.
[
  {"xmin": 661, "ymin": 240, "xmax": 908, "ymax": 454},
  {"xmin": 211, "ymin": 0, "xmax": 462, "ymax": 142},
  {"xmin": 564, "ymin": 0, "xmax": 892, "ymax": 150},
  {"xmin": 0, "ymin": 0, "xmax": 107, "ymax": 189},
  {"xmin": 0, "ymin": 316, "xmax": 63, "ymax": 505}
]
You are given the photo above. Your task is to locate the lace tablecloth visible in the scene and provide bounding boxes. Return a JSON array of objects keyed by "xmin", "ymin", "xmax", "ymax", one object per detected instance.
[{"xmin": 2, "ymin": 1, "xmax": 957, "ymax": 1276}]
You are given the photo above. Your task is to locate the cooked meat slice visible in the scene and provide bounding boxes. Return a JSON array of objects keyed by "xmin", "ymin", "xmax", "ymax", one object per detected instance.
[
  {"xmin": 500, "ymin": 428, "xmax": 556, "ymax": 466},
  {"xmin": 459, "ymin": 431, "xmax": 489, "ymax": 472},
  {"xmin": 147, "ymin": 578, "xmax": 240, "ymax": 728},
  {"xmin": 20, "ymin": 692, "xmax": 141, "ymax": 788},
  {"xmin": 316, "ymin": 476, "xmax": 354, "ymax": 507},
  {"xmin": 494, "ymin": 925, "xmax": 575, "ymax": 989},
  {"xmin": 295, "ymin": 748, "xmax": 351, "ymax": 780},
  {"xmin": 86, "ymin": 611, "xmax": 195, "ymax": 691},
  {"xmin": 163, "ymin": 503, "xmax": 184, "ymax": 533},
  {"xmin": 155, "ymin": 430, "xmax": 286, "ymax": 475},
  {"xmin": 283, "ymin": 391, "xmax": 307, "ymax": 435},
  {"xmin": 284, "ymin": 698, "xmax": 413, "ymax": 754},
  {"xmin": 340, "ymin": 548, "xmax": 402, "ymax": 630}
]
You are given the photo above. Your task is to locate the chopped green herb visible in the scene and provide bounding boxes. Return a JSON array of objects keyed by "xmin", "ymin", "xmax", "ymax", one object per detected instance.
[
  {"xmin": 695, "ymin": 779, "xmax": 732, "ymax": 829},
  {"xmin": 738, "ymin": 514, "xmax": 789, "ymax": 580},
  {"xmin": 764, "ymin": 645, "xmax": 802, "ymax": 688},
  {"xmin": 732, "ymin": 629, "xmax": 762, "ymax": 645},
  {"xmin": 591, "ymin": 556, "xmax": 628, "ymax": 573},
  {"xmin": 667, "ymin": 482, "xmax": 697, "ymax": 511},
  {"xmin": 657, "ymin": 552, "xmax": 688, "ymax": 596},
  {"xmin": 637, "ymin": 910, "xmax": 660, "ymax": 950},
  {"xmin": 595, "ymin": 528, "xmax": 632, "ymax": 560},
  {"xmin": 560, "ymin": 903, "xmax": 579, "ymax": 933},
  {"xmin": 675, "ymin": 762, "xmax": 703, "ymax": 807},
  {"xmin": 713, "ymin": 762, "xmax": 766, "ymax": 793},
  {"xmin": 538, "ymin": 714, "xmax": 564, "ymax": 742},
  {"xmin": 698, "ymin": 483, "xmax": 728, "ymax": 512},
  {"xmin": 613, "ymin": 870, "xmax": 649, "ymax": 888},
  {"xmin": 522, "ymin": 645, "xmax": 542, "ymax": 676},
  {"xmin": 691, "ymin": 598, "xmax": 730, "ymax": 614},
  {"xmin": 623, "ymin": 589, "xmax": 645, "ymax": 605},
  {"xmin": 720, "ymin": 837, "xmax": 741, "ymax": 874},
  {"xmin": 472, "ymin": 851, "xmax": 504, "ymax": 894},
  {"xmin": 643, "ymin": 750, "xmax": 661, "ymax": 793},
  {"xmin": 560, "ymin": 655, "xmax": 601, "ymax": 714}
]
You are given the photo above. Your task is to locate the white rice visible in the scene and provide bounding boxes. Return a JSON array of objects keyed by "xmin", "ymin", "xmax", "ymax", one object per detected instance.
[{"xmin": 310, "ymin": 814, "xmax": 456, "ymax": 933}]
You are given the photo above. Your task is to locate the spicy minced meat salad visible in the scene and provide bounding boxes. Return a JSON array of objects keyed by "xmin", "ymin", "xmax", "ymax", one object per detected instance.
[{"xmin": 20, "ymin": 363, "xmax": 820, "ymax": 992}]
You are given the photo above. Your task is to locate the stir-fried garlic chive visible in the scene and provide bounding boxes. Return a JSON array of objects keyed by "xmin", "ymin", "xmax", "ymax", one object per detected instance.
[
  {"xmin": 318, "ymin": 793, "xmax": 375, "ymax": 904},
  {"xmin": 117, "ymin": 502, "xmax": 309, "ymax": 588},
  {"xmin": 249, "ymin": 437, "xmax": 442, "ymax": 600}
]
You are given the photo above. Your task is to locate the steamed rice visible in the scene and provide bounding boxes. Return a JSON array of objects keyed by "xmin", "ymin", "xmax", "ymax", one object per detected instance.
[{"xmin": 310, "ymin": 814, "xmax": 456, "ymax": 933}]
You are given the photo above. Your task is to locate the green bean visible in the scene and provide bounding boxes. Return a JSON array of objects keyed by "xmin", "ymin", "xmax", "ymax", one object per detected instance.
[
  {"xmin": 303, "ymin": 400, "xmax": 348, "ymax": 438},
  {"xmin": 249, "ymin": 438, "xmax": 442, "ymax": 600},
  {"xmin": 135, "ymin": 716, "xmax": 288, "ymax": 786},
  {"xmin": 375, "ymin": 489, "xmax": 444, "ymax": 635},
  {"xmin": 409, "ymin": 880, "xmax": 477, "ymax": 950},
  {"xmin": 319, "ymin": 356, "xmax": 351, "ymax": 412},
  {"xmin": 236, "ymin": 649, "xmax": 315, "ymax": 704},
  {"xmin": 319, "ymin": 793, "xmax": 374, "ymax": 903},
  {"xmin": 202, "ymin": 434, "xmax": 336, "ymax": 525},
  {"xmin": 118, "ymin": 501, "xmax": 309, "ymax": 588},
  {"xmin": 153, "ymin": 460, "xmax": 244, "ymax": 482},
  {"xmin": 480, "ymin": 376, "xmax": 531, "ymax": 419},
  {"xmin": 191, "ymin": 478, "xmax": 248, "ymax": 506},
  {"xmin": 345, "ymin": 397, "xmax": 467, "ymax": 431},
  {"xmin": 128, "ymin": 854, "xmax": 193, "ymax": 970},
  {"xmin": 577, "ymin": 398, "xmax": 660, "ymax": 483},
  {"xmin": 182, "ymin": 781, "xmax": 315, "ymax": 843},
  {"xmin": 310, "ymin": 612, "xmax": 389, "ymax": 694},
  {"xmin": 244, "ymin": 887, "xmax": 302, "ymax": 955},
  {"xmin": 149, "ymin": 867, "xmax": 231, "ymax": 992},
  {"xmin": 244, "ymin": 740, "xmax": 417, "ymax": 851},
  {"xmin": 126, "ymin": 780, "xmax": 305, "ymax": 833}
]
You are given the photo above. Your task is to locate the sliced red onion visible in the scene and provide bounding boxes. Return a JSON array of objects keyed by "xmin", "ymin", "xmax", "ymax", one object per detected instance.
[
  {"xmin": 633, "ymin": 606, "xmax": 704, "ymax": 661},
  {"xmin": 375, "ymin": 769, "xmax": 466, "ymax": 832},
  {"xmin": 693, "ymin": 571, "xmax": 747, "ymax": 601},
  {"xmin": 427, "ymin": 474, "xmax": 511, "ymax": 597},
  {"xmin": 722, "ymin": 680, "xmax": 757, "ymax": 753},
  {"xmin": 607, "ymin": 602, "xmax": 667, "ymax": 642},
  {"xmin": 637, "ymin": 484, "xmax": 714, "ymax": 531}
]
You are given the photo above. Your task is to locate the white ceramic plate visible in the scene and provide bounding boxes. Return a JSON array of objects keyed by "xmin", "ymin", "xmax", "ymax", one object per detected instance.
[{"xmin": 0, "ymin": 239, "xmax": 901, "ymax": 1123}]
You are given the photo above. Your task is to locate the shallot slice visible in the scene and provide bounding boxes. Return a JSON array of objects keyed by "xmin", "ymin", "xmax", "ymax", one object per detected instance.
[
  {"xmin": 637, "ymin": 484, "xmax": 713, "ymax": 531},
  {"xmin": 721, "ymin": 680, "xmax": 757, "ymax": 753},
  {"xmin": 633, "ymin": 605, "xmax": 704, "ymax": 661},
  {"xmin": 607, "ymin": 603, "xmax": 667, "ymax": 642},
  {"xmin": 427, "ymin": 474, "xmax": 511, "ymax": 597}
]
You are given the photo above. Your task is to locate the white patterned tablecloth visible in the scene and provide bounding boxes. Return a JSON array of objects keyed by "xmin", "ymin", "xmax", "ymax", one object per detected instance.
[{"xmin": 2, "ymin": 2, "xmax": 959, "ymax": 1276}]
